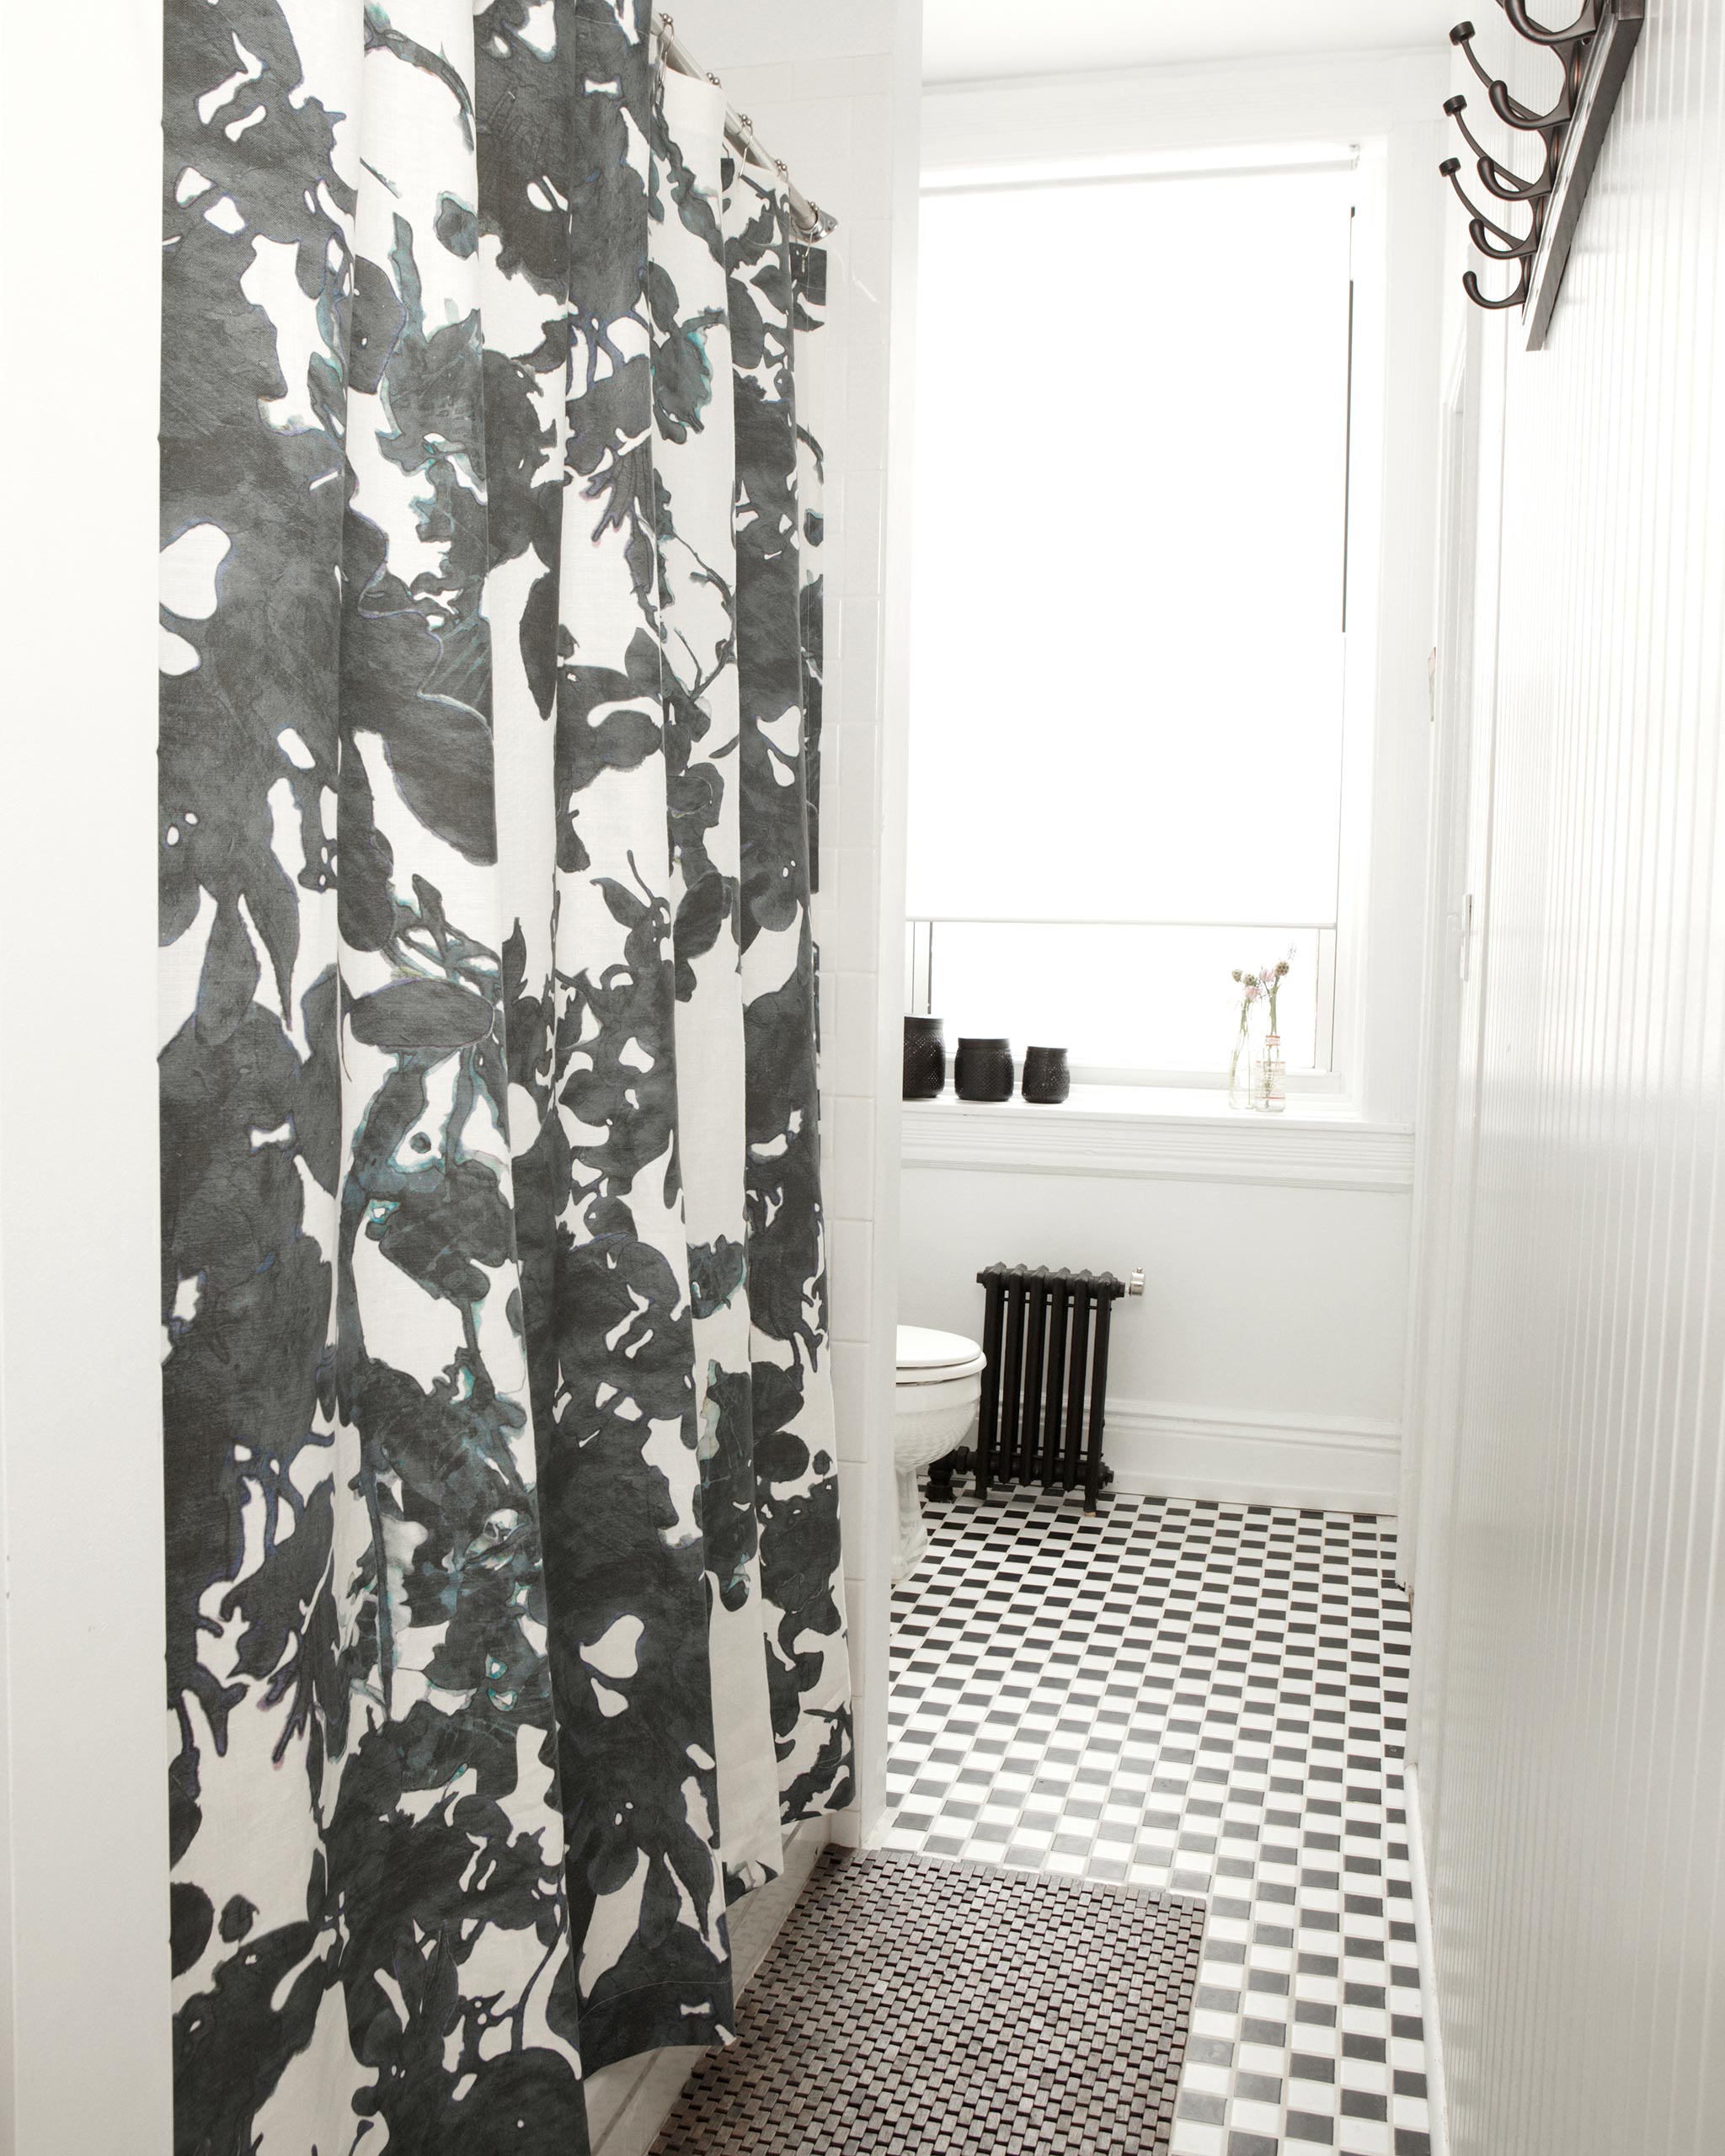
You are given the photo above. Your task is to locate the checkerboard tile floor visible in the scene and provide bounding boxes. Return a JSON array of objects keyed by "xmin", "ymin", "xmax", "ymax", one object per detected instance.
[{"xmin": 884, "ymin": 1490, "xmax": 1429, "ymax": 2156}]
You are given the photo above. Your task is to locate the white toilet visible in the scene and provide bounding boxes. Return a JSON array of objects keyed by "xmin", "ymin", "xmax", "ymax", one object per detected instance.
[{"xmin": 892, "ymin": 1324, "xmax": 986, "ymax": 1580}]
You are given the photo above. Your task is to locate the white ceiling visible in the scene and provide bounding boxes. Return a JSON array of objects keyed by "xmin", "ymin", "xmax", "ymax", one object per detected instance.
[{"xmin": 924, "ymin": 0, "xmax": 1463, "ymax": 83}]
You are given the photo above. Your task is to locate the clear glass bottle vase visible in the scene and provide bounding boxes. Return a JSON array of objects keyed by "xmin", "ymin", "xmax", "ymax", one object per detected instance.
[
  {"xmin": 1253, "ymin": 1031, "xmax": 1287, "ymax": 1113},
  {"xmin": 1227, "ymin": 1013, "xmax": 1254, "ymax": 1109}
]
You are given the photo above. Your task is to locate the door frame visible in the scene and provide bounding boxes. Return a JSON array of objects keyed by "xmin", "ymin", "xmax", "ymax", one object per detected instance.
[{"xmin": 1400, "ymin": 306, "xmax": 1508, "ymax": 1828}]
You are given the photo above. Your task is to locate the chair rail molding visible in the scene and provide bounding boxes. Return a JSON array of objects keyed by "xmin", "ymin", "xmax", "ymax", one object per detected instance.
[{"xmin": 900, "ymin": 1097, "xmax": 1416, "ymax": 1192}]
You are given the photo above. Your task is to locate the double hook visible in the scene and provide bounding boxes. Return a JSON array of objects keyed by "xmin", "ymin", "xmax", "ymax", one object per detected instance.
[{"xmin": 1440, "ymin": 1, "xmax": 1601, "ymax": 311}]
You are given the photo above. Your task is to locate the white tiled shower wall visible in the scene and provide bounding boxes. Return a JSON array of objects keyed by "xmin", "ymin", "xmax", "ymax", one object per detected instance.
[{"xmin": 664, "ymin": 0, "xmax": 924, "ymax": 1845}]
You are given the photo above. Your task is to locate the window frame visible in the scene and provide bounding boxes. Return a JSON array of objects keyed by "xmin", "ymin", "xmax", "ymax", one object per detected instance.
[
  {"xmin": 906, "ymin": 145, "xmax": 1387, "ymax": 1101},
  {"xmin": 904, "ymin": 915, "xmax": 1343, "ymax": 1091}
]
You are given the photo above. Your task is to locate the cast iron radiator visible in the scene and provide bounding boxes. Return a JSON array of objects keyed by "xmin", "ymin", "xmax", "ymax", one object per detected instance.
[{"xmin": 928, "ymin": 1265, "xmax": 1128, "ymax": 1513}]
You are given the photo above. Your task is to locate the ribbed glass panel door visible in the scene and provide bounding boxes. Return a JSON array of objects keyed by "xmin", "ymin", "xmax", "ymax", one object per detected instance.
[{"xmin": 1412, "ymin": 8, "xmax": 1725, "ymax": 2153}]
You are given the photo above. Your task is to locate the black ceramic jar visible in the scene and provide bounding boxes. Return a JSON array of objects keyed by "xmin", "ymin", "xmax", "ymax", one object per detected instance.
[
  {"xmin": 1022, "ymin": 1045, "xmax": 1071, "ymax": 1105},
  {"xmin": 903, "ymin": 1015, "xmax": 946, "ymax": 1099},
  {"xmin": 953, "ymin": 1037, "xmax": 1014, "ymax": 1102}
]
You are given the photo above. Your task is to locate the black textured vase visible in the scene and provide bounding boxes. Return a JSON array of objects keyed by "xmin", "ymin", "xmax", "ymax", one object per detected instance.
[
  {"xmin": 954, "ymin": 1037, "xmax": 1014, "ymax": 1102},
  {"xmin": 903, "ymin": 1015, "xmax": 946, "ymax": 1099},
  {"xmin": 1022, "ymin": 1045, "xmax": 1071, "ymax": 1105}
]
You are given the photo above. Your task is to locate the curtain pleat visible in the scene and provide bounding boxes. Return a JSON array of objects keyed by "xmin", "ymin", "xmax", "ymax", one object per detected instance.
[
  {"xmin": 795, "ymin": 241, "xmax": 829, "ymax": 889},
  {"xmin": 724, "ymin": 167, "xmax": 853, "ymax": 1822},
  {"xmin": 159, "ymin": 0, "xmax": 850, "ymax": 2143},
  {"xmin": 653, "ymin": 70, "xmax": 788, "ymax": 1906}
]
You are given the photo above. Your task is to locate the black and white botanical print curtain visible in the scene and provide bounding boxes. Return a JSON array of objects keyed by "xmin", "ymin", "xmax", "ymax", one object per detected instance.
[{"xmin": 159, "ymin": 0, "xmax": 848, "ymax": 2144}]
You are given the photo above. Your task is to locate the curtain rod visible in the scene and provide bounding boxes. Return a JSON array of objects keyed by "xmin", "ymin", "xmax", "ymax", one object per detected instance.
[{"xmin": 653, "ymin": 13, "xmax": 838, "ymax": 238}]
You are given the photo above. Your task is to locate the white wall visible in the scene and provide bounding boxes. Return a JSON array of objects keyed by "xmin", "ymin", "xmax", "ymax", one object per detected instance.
[
  {"xmin": 665, "ymin": 0, "xmax": 923, "ymax": 1849},
  {"xmin": 899, "ymin": 51, "xmax": 1448, "ymax": 1518},
  {"xmin": 0, "ymin": 3, "xmax": 173, "ymax": 2153},
  {"xmin": 1409, "ymin": 4, "xmax": 1725, "ymax": 2151},
  {"xmin": 922, "ymin": 0, "xmax": 1462, "ymax": 83},
  {"xmin": 901, "ymin": 1155, "xmax": 1410, "ymax": 1512}
]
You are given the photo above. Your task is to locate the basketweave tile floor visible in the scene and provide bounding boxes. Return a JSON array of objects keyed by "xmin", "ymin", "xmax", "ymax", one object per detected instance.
[
  {"xmin": 884, "ymin": 1489, "xmax": 1429, "ymax": 2156},
  {"xmin": 652, "ymin": 1849, "xmax": 1206, "ymax": 2153}
]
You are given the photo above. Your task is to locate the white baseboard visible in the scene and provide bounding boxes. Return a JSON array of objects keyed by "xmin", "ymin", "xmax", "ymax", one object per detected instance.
[
  {"xmin": 1100, "ymin": 1398, "xmax": 1401, "ymax": 1516},
  {"xmin": 1404, "ymin": 1767, "xmax": 1451, "ymax": 2156},
  {"xmin": 586, "ymin": 1816, "xmax": 830, "ymax": 2155}
]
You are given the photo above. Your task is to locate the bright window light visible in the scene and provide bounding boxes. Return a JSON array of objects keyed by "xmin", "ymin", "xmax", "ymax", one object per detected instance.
[{"xmin": 908, "ymin": 159, "xmax": 1358, "ymax": 1075}]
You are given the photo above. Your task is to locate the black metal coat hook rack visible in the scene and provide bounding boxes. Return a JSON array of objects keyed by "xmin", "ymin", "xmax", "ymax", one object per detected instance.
[{"xmin": 1439, "ymin": 0, "xmax": 1644, "ymax": 348}]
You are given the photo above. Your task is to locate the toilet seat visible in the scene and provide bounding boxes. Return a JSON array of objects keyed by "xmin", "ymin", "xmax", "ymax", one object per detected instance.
[{"xmin": 895, "ymin": 1323, "xmax": 985, "ymax": 1385}]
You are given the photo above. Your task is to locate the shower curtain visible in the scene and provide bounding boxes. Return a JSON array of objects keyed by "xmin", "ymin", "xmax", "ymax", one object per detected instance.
[{"xmin": 159, "ymin": 1, "xmax": 848, "ymax": 2146}]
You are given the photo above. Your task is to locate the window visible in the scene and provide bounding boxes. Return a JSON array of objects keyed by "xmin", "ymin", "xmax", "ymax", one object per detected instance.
[{"xmin": 907, "ymin": 153, "xmax": 1361, "ymax": 1083}]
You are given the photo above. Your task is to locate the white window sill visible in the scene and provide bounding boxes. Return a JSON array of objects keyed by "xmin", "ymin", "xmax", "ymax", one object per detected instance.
[{"xmin": 900, "ymin": 1086, "xmax": 1413, "ymax": 1192}]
